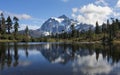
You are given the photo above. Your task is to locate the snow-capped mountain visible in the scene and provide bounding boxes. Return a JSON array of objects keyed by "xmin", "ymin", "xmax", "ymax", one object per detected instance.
[
  {"xmin": 38, "ymin": 15, "xmax": 94, "ymax": 36},
  {"xmin": 19, "ymin": 15, "xmax": 94, "ymax": 37},
  {"xmin": 39, "ymin": 15, "xmax": 74, "ymax": 35}
]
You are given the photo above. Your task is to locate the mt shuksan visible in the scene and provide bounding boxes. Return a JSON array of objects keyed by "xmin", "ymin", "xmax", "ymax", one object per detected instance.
[
  {"xmin": 20, "ymin": 15, "xmax": 94, "ymax": 37},
  {"xmin": 38, "ymin": 15, "xmax": 93, "ymax": 36}
]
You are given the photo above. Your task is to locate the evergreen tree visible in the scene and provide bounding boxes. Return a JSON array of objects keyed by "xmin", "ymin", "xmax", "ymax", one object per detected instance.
[
  {"xmin": 6, "ymin": 16, "xmax": 12, "ymax": 34},
  {"xmin": 113, "ymin": 19, "xmax": 119, "ymax": 38},
  {"xmin": 106, "ymin": 19, "xmax": 109, "ymax": 33},
  {"xmin": 95, "ymin": 21, "xmax": 100, "ymax": 34},
  {"xmin": 118, "ymin": 19, "xmax": 120, "ymax": 30},
  {"xmin": 76, "ymin": 30, "xmax": 80, "ymax": 38},
  {"xmin": 24, "ymin": 26, "xmax": 30, "ymax": 42},
  {"xmin": 61, "ymin": 30, "xmax": 65, "ymax": 39},
  {"xmin": 70, "ymin": 23, "xmax": 77, "ymax": 38},
  {"xmin": 13, "ymin": 17, "xmax": 19, "ymax": 35},
  {"xmin": 25, "ymin": 26, "xmax": 29, "ymax": 36},
  {"xmin": 115, "ymin": 19, "xmax": 119, "ymax": 31},
  {"xmin": 87, "ymin": 27, "xmax": 93, "ymax": 41},
  {"xmin": 70, "ymin": 24, "xmax": 74, "ymax": 37},
  {"xmin": 102, "ymin": 22, "xmax": 107, "ymax": 34},
  {"xmin": 102, "ymin": 23, "xmax": 107, "ymax": 42},
  {"xmin": 0, "ymin": 14, "xmax": 2, "ymax": 33},
  {"xmin": 111, "ymin": 18, "xmax": 119, "ymax": 38},
  {"xmin": 0, "ymin": 13, "xmax": 6, "ymax": 34},
  {"xmin": 107, "ymin": 19, "xmax": 113, "ymax": 41},
  {"xmin": 115, "ymin": 19, "xmax": 120, "ymax": 30}
]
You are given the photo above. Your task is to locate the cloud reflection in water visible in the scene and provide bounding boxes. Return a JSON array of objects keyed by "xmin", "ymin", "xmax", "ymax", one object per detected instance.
[{"xmin": 72, "ymin": 53, "xmax": 112, "ymax": 75}]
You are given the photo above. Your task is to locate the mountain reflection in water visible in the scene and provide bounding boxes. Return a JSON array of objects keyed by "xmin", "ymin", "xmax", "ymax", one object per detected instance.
[{"xmin": 0, "ymin": 42, "xmax": 120, "ymax": 75}]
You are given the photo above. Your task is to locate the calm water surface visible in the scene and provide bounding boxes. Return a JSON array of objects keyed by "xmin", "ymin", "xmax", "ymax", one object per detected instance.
[{"xmin": 0, "ymin": 42, "xmax": 120, "ymax": 75}]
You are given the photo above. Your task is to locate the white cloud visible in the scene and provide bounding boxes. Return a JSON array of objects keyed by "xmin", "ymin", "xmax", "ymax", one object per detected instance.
[
  {"xmin": 19, "ymin": 18, "xmax": 43, "ymax": 30},
  {"xmin": 16, "ymin": 14, "xmax": 32, "ymax": 20},
  {"xmin": 5, "ymin": 11, "xmax": 32, "ymax": 20},
  {"xmin": 116, "ymin": 0, "xmax": 120, "ymax": 8},
  {"xmin": 0, "ymin": 10, "xmax": 43, "ymax": 30},
  {"xmin": 80, "ymin": 4, "xmax": 112, "ymax": 14},
  {"xmin": 19, "ymin": 61, "xmax": 31, "ymax": 67},
  {"xmin": 72, "ymin": 3, "xmax": 113, "ymax": 26},
  {"xmin": 72, "ymin": 53, "xmax": 112, "ymax": 75},
  {"xmin": 72, "ymin": 53, "xmax": 120, "ymax": 75},
  {"xmin": 72, "ymin": 8, "xmax": 78, "ymax": 13},
  {"xmin": 95, "ymin": 0, "xmax": 108, "ymax": 6},
  {"xmin": 12, "ymin": 14, "xmax": 31, "ymax": 20},
  {"xmin": 71, "ymin": 13, "xmax": 76, "ymax": 18},
  {"xmin": 0, "ymin": 10, "xmax": 32, "ymax": 20},
  {"xmin": 113, "ymin": 12, "xmax": 120, "ymax": 17},
  {"xmin": 19, "ymin": 24, "xmax": 40, "ymax": 30},
  {"xmin": 0, "ymin": 10, "xmax": 3, "ymax": 14},
  {"xmin": 30, "ymin": 18, "xmax": 44, "ymax": 25}
]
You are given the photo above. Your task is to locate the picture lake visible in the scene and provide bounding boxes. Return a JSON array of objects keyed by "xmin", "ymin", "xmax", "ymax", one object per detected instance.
[{"xmin": 0, "ymin": 42, "xmax": 120, "ymax": 75}]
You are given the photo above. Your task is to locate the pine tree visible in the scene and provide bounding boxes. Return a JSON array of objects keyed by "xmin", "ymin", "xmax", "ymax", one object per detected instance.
[
  {"xmin": 0, "ymin": 14, "xmax": 2, "ymax": 33},
  {"xmin": 0, "ymin": 13, "xmax": 6, "ymax": 34},
  {"xmin": 102, "ymin": 23, "xmax": 107, "ymax": 33},
  {"xmin": 6, "ymin": 16, "xmax": 12, "ymax": 34},
  {"xmin": 113, "ymin": 19, "xmax": 119, "ymax": 38},
  {"xmin": 115, "ymin": 19, "xmax": 119, "ymax": 30},
  {"xmin": 95, "ymin": 21, "xmax": 100, "ymax": 34},
  {"xmin": 102, "ymin": 23, "xmax": 107, "ymax": 42},
  {"xmin": 13, "ymin": 17, "xmax": 19, "ymax": 35},
  {"xmin": 106, "ymin": 19, "xmax": 109, "ymax": 33},
  {"xmin": 107, "ymin": 19, "xmax": 113, "ymax": 41},
  {"xmin": 70, "ymin": 23, "xmax": 77, "ymax": 38},
  {"xmin": 87, "ymin": 27, "xmax": 93, "ymax": 41},
  {"xmin": 115, "ymin": 19, "xmax": 119, "ymax": 31},
  {"xmin": 70, "ymin": 24, "xmax": 74, "ymax": 37},
  {"xmin": 118, "ymin": 19, "xmax": 120, "ymax": 30},
  {"xmin": 25, "ymin": 26, "xmax": 29, "ymax": 36},
  {"xmin": 111, "ymin": 18, "xmax": 119, "ymax": 38}
]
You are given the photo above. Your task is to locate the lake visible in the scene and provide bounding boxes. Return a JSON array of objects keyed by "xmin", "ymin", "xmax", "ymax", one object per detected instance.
[{"xmin": 0, "ymin": 42, "xmax": 120, "ymax": 75}]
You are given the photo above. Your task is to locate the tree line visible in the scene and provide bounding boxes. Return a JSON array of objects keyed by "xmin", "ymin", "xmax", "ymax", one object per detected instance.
[
  {"xmin": 0, "ymin": 13, "xmax": 19, "ymax": 35},
  {"xmin": 95, "ymin": 18, "xmax": 120, "ymax": 42},
  {"xmin": 0, "ymin": 13, "xmax": 29, "ymax": 41},
  {"xmin": 49, "ymin": 18, "xmax": 120, "ymax": 42}
]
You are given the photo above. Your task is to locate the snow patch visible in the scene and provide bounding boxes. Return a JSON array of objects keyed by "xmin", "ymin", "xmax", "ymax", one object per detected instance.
[
  {"xmin": 43, "ymin": 32, "xmax": 50, "ymax": 36},
  {"xmin": 52, "ymin": 57, "xmax": 64, "ymax": 63},
  {"xmin": 51, "ymin": 17, "xmax": 64, "ymax": 23}
]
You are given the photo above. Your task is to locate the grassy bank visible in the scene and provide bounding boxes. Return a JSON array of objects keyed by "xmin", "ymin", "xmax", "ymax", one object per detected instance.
[
  {"xmin": 112, "ymin": 40, "xmax": 120, "ymax": 44},
  {"xmin": 0, "ymin": 40, "xmax": 18, "ymax": 42},
  {"xmin": 38, "ymin": 38, "xmax": 102, "ymax": 43},
  {"xmin": 1, "ymin": 38, "xmax": 120, "ymax": 44}
]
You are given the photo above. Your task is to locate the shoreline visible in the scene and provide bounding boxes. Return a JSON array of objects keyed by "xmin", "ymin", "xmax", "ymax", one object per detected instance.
[
  {"xmin": 0, "ymin": 39, "xmax": 120, "ymax": 44},
  {"xmin": 0, "ymin": 40, "xmax": 18, "ymax": 42}
]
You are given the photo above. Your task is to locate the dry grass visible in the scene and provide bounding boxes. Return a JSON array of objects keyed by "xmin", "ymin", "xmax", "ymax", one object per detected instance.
[{"xmin": 0, "ymin": 40, "xmax": 17, "ymax": 42}]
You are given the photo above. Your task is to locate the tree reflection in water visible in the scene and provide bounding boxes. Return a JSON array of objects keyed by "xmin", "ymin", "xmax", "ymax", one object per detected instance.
[
  {"xmin": 13, "ymin": 43, "xmax": 19, "ymax": 67},
  {"xmin": 0, "ymin": 42, "xmax": 120, "ymax": 75},
  {"xmin": 40, "ymin": 43, "xmax": 120, "ymax": 65},
  {"xmin": 0, "ymin": 42, "xmax": 29, "ymax": 70}
]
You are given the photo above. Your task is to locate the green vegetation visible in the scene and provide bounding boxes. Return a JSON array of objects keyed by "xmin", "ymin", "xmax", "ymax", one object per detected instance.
[
  {"xmin": 45, "ymin": 18, "xmax": 120, "ymax": 43},
  {"xmin": 0, "ymin": 13, "xmax": 32, "ymax": 42}
]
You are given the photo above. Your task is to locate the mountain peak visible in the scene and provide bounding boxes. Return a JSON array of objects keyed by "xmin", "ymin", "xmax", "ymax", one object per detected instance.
[{"xmin": 58, "ymin": 15, "xmax": 68, "ymax": 19}]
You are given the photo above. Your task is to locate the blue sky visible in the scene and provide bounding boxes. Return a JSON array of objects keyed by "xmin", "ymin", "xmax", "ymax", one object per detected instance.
[{"xmin": 0, "ymin": 0, "xmax": 120, "ymax": 30}]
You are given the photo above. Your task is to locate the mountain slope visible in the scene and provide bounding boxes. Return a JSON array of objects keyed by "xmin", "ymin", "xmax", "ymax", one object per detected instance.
[
  {"xmin": 19, "ymin": 15, "xmax": 94, "ymax": 37},
  {"xmin": 39, "ymin": 15, "xmax": 93, "ymax": 36},
  {"xmin": 39, "ymin": 15, "xmax": 74, "ymax": 35}
]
